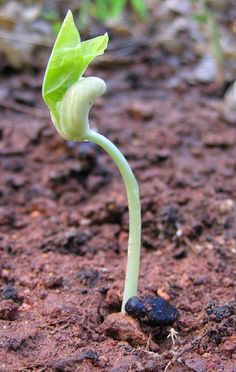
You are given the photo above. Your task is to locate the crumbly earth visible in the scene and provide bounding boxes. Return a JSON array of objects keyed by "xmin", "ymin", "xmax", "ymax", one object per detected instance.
[{"xmin": 0, "ymin": 46, "xmax": 236, "ymax": 371}]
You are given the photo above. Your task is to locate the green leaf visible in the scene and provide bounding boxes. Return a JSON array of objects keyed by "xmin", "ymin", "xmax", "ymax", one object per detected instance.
[
  {"xmin": 42, "ymin": 10, "xmax": 108, "ymax": 122},
  {"xmin": 191, "ymin": 12, "xmax": 207, "ymax": 24},
  {"xmin": 130, "ymin": 0, "xmax": 148, "ymax": 20}
]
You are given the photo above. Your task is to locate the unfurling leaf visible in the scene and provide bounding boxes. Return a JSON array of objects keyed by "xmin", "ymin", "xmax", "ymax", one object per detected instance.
[{"xmin": 42, "ymin": 10, "xmax": 108, "ymax": 123}]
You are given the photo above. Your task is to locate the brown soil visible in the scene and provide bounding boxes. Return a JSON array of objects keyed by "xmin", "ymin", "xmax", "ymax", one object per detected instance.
[{"xmin": 0, "ymin": 47, "xmax": 236, "ymax": 371}]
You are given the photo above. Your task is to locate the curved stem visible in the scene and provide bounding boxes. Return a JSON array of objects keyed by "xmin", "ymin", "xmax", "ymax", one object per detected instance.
[{"xmin": 85, "ymin": 130, "xmax": 141, "ymax": 312}]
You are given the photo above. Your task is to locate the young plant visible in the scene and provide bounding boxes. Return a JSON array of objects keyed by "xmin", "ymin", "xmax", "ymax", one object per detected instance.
[
  {"xmin": 42, "ymin": 10, "xmax": 141, "ymax": 312},
  {"xmin": 192, "ymin": 0, "xmax": 224, "ymax": 85},
  {"xmin": 79, "ymin": 0, "xmax": 147, "ymax": 24}
]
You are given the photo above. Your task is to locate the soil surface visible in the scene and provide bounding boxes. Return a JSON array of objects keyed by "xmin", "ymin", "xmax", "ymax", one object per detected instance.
[{"xmin": 0, "ymin": 44, "xmax": 236, "ymax": 371}]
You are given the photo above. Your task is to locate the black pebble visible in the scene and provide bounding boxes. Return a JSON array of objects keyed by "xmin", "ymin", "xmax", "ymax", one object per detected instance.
[
  {"xmin": 205, "ymin": 301, "xmax": 235, "ymax": 322},
  {"xmin": 2, "ymin": 285, "xmax": 20, "ymax": 302},
  {"xmin": 125, "ymin": 296, "xmax": 179, "ymax": 326}
]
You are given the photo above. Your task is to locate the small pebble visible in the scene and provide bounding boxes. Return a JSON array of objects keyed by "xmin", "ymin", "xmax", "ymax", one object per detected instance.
[
  {"xmin": 173, "ymin": 247, "xmax": 187, "ymax": 259},
  {"xmin": 102, "ymin": 312, "xmax": 159, "ymax": 350},
  {"xmin": 184, "ymin": 355, "xmax": 206, "ymax": 372},
  {"xmin": 206, "ymin": 301, "xmax": 235, "ymax": 322},
  {"xmin": 44, "ymin": 275, "xmax": 63, "ymax": 289},
  {"xmin": 0, "ymin": 300, "xmax": 19, "ymax": 320},
  {"xmin": 221, "ymin": 335, "xmax": 236, "ymax": 356},
  {"xmin": 1, "ymin": 269, "xmax": 10, "ymax": 279},
  {"xmin": 125, "ymin": 296, "xmax": 179, "ymax": 326},
  {"xmin": 156, "ymin": 288, "xmax": 170, "ymax": 301},
  {"xmin": 40, "ymin": 290, "xmax": 49, "ymax": 299},
  {"xmin": 2, "ymin": 285, "xmax": 20, "ymax": 302},
  {"xmin": 193, "ymin": 275, "xmax": 209, "ymax": 286},
  {"xmin": 19, "ymin": 303, "xmax": 31, "ymax": 312}
]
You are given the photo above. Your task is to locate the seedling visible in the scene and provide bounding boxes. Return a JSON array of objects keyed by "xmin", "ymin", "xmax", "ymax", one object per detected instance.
[
  {"xmin": 192, "ymin": 0, "xmax": 224, "ymax": 85},
  {"xmin": 42, "ymin": 10, "xmax": 141, "ymax": 312},
  {"xmin": 79, "ymin": 0, "xmax": 148, "ymax": 25}
]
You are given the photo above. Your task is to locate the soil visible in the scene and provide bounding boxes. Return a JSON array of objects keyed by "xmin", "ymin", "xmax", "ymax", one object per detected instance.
[{"xmin": 0, "ymin": 43, "xmax": 236, "ymax": 371}]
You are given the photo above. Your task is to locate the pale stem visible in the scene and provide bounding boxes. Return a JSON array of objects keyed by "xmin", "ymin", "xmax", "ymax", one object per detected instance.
[
  {"xmin": 207, "ymin": 11, "xmax": 224, "ymax": 85},
  {"xmin": 85, "ymin": 129, "xmax": 141, "ymax": 312},
  {"xmin": 201, "ymin": 0, "xmax": 224, "ymax": 85}
]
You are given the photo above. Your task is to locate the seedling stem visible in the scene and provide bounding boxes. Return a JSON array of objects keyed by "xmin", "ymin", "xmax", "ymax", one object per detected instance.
[{"xmin": 86, "ymin": 130, "xmax": 141, "ymax": 312}]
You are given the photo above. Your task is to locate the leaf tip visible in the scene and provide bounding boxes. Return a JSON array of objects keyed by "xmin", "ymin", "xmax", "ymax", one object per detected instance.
[
  {"xmin": 65, "ymin": 9, "xmax": 73, "ymax": 20},
  {"xmin": 104, "ymin": 32, "xmax": 109, "ymax": 44}
]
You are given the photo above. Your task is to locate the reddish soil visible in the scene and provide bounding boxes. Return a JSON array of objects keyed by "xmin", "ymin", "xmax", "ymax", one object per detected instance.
[{"xmin": 0, "ymin": 47, "xmax": 236, "ymax": 371}]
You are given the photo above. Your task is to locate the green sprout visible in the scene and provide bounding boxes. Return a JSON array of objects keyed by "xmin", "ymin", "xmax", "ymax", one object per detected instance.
[
  {"xmin": 192, "ymin": 0, "xmax": 224, "ymax": 85},
  {"xmin": 42, "ymin": 10, "xmax": 141, "ymax": 312},
  {"xmin": 78, "ymin": 0, "xmax": 148, "ymax": 26}
]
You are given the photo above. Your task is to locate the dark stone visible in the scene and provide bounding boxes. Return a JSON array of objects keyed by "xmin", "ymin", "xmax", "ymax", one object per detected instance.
[
  {"xmin": 207, "ymin": 328, "xmax": 225, "ymax": 345},
  {"xmin": 82, "ymin": 350, "xmax": 98, "ymax": 362},
  {"xmin": 173, "ymin": 247, "xmax": 187, "ymax": 259},
  {"xmin": 40, "ymin": 228, "xmax": 91, "ymax": 255},
  {"xmin": 125, "ymin": 296, "xmax": 179, "ymax": 326},
  {"xmin": 2, "ymin": 285, "xmax": 20, "ymax": 302},
  {"xmin": 77, "ymin": 267, "xmax": 99, "ymax": 289},
  {"xmin": 160, "ymin": 205, "xmax": 181, "ymax": 226},
  {"xmin": 205, "ymin": 301, "xmax": 235, "ymax": 322},
  {"xmin": 49, "ymin": 350, "xmax": 98, "ymax": 370},
  {"xmin": 160, "ymin": 205, "xmax": 183, "ymax": 238},
  {"xmin": 44, "ymin": 275, "xmax": 63, "ymax": 289}
]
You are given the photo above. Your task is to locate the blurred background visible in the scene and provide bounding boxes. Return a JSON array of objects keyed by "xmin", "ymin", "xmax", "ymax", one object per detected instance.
[
  {"xmin": 0, "ymin": 0, "xmax": 236, "ymax": 121},
  {"xmin": 0, "ymin": 0, "xmax": 235, "ymax": 81}
]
